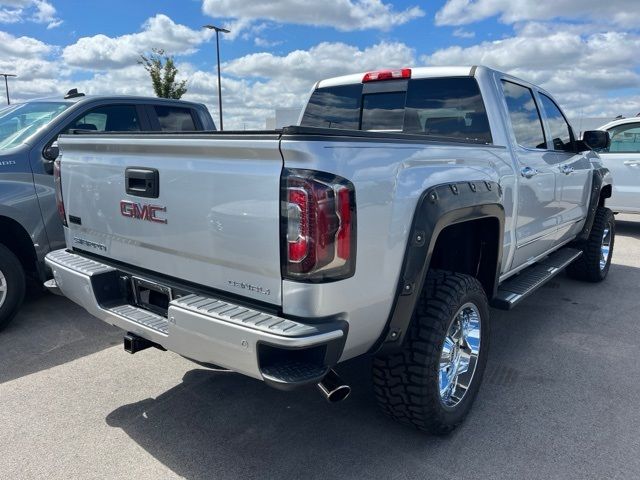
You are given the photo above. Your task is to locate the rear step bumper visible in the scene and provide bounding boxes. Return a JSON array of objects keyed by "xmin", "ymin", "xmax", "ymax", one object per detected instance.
[{"xmin": 45, "ymin": 249, "xmax": 346, "ymax": 389}]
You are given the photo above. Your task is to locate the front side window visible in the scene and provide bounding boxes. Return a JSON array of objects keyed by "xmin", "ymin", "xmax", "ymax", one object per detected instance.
[
  {"xmin": 539, "ymin": 93, "xmax": 573, "ymax": 152},
  {"xmin": 501, "ymin": 80, "xmax": 546, "ymax": 149},
  {"xmin": 154, "ymin": 106, "xmax": 196, "ymax": 131},
  {"xmin": 0, "ymin": 102, "xmax": 71, "ymax": 150},
  {"xmin": 605, "ymin": 123, "xmax": 640, "ymax": 153},
  {"xmin": 68, "ymin": 105, "xmax": 140, "ymax": 132}
]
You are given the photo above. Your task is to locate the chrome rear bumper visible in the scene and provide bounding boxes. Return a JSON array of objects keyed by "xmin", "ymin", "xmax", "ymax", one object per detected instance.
[{"xmin": 45, "ymin": 249, "xmax": 346, "ymax": 387}]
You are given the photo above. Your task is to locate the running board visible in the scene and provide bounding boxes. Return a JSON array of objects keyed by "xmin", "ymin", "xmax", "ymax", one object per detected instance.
[{"xmin": 492, "ymin": 247, "xmax": 582, "ymax": 310}]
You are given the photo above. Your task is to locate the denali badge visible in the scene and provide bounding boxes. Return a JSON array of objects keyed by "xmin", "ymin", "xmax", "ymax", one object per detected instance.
[{"xmin": 120, "ymin": 200, "xmax": 167, "ymax": 224}]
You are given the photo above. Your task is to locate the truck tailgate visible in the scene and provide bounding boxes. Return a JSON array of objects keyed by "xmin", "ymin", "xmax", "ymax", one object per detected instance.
[{"xmin": 58, "ymin": 133, "xmax": 283, "ymax": 305}]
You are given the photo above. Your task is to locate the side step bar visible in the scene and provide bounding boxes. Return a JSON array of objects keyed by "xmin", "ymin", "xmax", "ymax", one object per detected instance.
[{"xmin": 492, "ymin": 247, "xmax": 582, "ymax": 310}]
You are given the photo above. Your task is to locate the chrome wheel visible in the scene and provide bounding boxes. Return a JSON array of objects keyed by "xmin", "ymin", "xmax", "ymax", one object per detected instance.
[
  {"xmin": 0, "ymin": 269, "xmax": 6, "ymax": 309},
  {"xmin": 439, "ymin": 302, "xmax": 481, "ymax": 407},
  {"xmin": 600, "ymin": 222, "xmax": 613, "ymax": 271}
]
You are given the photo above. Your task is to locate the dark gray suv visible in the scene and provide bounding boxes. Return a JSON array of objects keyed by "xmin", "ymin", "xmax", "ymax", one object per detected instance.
[{"xmin": 0, "ymin": 91, "xmax": 215, "ymax": 329}]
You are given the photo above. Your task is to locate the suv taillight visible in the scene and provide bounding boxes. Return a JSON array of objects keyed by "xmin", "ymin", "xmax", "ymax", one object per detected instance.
[
  {"xmin": 281, "ymin": 169, "xmax": 356, "ymax": 282},
  {"xmin": 53, "ymin": 159, "xmax": 67, "ymax": 227}
]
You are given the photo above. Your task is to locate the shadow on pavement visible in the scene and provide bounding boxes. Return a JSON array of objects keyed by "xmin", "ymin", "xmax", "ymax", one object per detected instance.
[
  {"xmin": 106, "ymin": 358, "xmax": 454, "ymax": 480},
  {"xmin": 615, "ymin": 217, "xmax": 640, "ymax": 239},
  {"xmin": 0, "ymin": 286, "xmax": 122, "ymax": 384}
]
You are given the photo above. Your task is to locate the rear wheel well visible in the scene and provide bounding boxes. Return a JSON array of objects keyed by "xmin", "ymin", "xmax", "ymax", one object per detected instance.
[
  {"xmin": 429, "ymin": 217, "xmax": 500, "ymax": 296},
  {"xmin": 0, "ymin": 216, "xmax": 38, "ymax": 277}
]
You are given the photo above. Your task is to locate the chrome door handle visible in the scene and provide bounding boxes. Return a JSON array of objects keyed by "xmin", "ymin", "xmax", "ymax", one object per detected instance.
[
  {"xmin": 559, "ymin": 165, "xmax": 574, "ymax": 174},
  {"xmin": 520, "ymin": 166, "xmax": 538, "ymax": 178}
]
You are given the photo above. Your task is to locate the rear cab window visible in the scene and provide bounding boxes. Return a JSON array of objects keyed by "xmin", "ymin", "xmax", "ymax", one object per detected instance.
[{"xmin": 300, "ymin": 76, "xmax": 492, "ymax": 144}]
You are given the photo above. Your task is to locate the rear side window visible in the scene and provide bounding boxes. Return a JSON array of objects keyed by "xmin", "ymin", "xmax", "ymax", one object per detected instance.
[
  {"xmin": 539, "ymin": 93, "xmax": 573, "ymax": 151},
  {"xmin": 301, "ymin": 77, "xmax": 492, "ymax": 143},
  {"xmin": 69, "ymin": 105, "xmax": 140, "ymax": 132},
  {"xmin": 501, "ymin": 81, "xmax": 546, "ymax": 149},
  {"xmin": 300, "ymin": 84, "xmax": 361, "ymax": 129},
  {"xmin": 154, "ymin": 106, "xmax": 196, "ymax": 131},
  {"xmin": 404, "ymin": 78, "xmax": 492, "ymax": 143}
]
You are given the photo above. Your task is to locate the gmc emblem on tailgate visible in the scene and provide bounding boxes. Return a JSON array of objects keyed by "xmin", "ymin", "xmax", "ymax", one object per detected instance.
[{"xmin": 120, "ymin": 200, "xmax": 167, "ymax": 224}]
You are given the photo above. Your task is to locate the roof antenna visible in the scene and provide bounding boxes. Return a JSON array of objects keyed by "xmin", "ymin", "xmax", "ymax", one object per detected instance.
[{"xmin": 64, "ymin": 88, "xmax": 85, "ymax": 99}]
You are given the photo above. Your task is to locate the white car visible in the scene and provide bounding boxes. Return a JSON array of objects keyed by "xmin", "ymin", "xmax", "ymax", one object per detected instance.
[{"xmin": 598, "ymin": 117, "xmax": 640, "ymax": 214}]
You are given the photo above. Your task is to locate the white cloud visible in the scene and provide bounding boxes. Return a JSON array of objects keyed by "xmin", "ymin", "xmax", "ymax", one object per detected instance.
[
  {"xmin": 0, "ymin": 0, "xmax": 62, "ymax": 28},
  {"xmin": 435, "ymin": 0, "xmax": 639, "ymax": 28},
  {"xmin": 202, "ymin": 0, "xmax": 424, "ymax": 34},
  {"xmin": 422, "ymin": 23, "xmax": 640, "ymax": 119},
  {"xmin": 452, "ymin": 28, "xmax": 475, "ymax": 38},
  {"xmin": 62, "ymin": 14, "xmax": 213, "ymax": 70},
  {"xmin": 0, "ymin": 30, "xmax": 52, "ymax": 57}
]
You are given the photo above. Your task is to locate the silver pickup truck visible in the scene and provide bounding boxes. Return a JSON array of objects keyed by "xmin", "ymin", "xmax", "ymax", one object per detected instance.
[{"xmin": 46, "ymin": 66, "xmax": 613, "ymax": 435}]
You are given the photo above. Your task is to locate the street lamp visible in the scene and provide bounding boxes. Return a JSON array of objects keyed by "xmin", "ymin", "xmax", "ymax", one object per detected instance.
[
  {"xmin": 203, "ymin": 24, "xmax": 230, "ymax": 130},
  {"xmin": 0, "ymin": 73, "xmax": 17, "ymax": 105}
]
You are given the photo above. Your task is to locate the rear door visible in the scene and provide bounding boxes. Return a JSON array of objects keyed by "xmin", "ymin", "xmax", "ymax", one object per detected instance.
[
  {"xmin": 601, "ymin": 121, "xmax": 640, "ymax": 212},
  {"xmin": 500, "ymin": 80, "xmax": 562, "ymax": 269}
]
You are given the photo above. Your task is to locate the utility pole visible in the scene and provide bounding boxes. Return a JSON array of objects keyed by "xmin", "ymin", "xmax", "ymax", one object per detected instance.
[
  {"xmin": 203, "ymin": 25, "xmax": 230, "ymax": 130},
  {"xmin": 0, "ymin": 73, "xmax": 17, "ymax": 105}
]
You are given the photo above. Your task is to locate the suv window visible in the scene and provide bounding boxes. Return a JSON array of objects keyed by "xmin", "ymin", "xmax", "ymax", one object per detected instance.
[
  {"xmin": 605, "ymin": 123, "xmax": 640, "ymax": 153},
  {"xmin": 539, "ymin": 93, "xmax": 573, "ymax": 151},
  {"xmin": 501, "ymin": 80, "xmax": 546, "ymax": 149},
  {"xmin": 69, "ymin": 105, "xmax": 140, "ymax": 132},
  {"xmin": 154, "ymin": 105, "xmax": 196, "ymax": 131}
]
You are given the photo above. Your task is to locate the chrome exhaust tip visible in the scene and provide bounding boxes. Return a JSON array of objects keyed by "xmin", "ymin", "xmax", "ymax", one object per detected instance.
[{"xmin": 317, "ymin": 369, "xmax": 351, "ymax": 403}]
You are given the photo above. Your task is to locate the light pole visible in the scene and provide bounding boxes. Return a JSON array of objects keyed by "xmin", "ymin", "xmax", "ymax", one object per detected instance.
[
  {"xmin": 0, "ymin": 73, "xmax": 17, "ymax": 105},
  {"xmin": 203, "ymin": 25, "xmax": 230, "ymax": 130}
]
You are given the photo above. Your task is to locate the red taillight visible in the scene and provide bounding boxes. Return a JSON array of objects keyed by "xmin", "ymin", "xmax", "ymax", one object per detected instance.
[
  {"xmin": 362, "ymin": 68, "xmax": 411, "ymax": 83},
  {"xmin": 282, "ymin": 170, "xmax": 356, "ymax": 281},
  {"xmin": 53, "ymin": 159, "xmax": 67, "ymax": 227}
]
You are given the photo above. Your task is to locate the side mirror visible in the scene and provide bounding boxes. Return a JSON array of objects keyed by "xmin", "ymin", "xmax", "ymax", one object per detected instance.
[
  {"xmin": 42, "ymin": 141, "xmax": 59, "ymax": 174},
  {"xmin": 582, "ymin": 130, "xmax": 610, "ymax": 151}
]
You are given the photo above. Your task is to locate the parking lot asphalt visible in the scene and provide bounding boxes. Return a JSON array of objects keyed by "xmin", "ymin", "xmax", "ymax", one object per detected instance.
[{"xmin": 1, "ymin": 215, "xmax": 639, "ymax": 480}]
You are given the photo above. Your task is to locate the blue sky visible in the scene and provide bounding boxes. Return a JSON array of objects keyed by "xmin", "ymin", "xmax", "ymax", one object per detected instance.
[{"xmin": 1, "ymin": 0, "xmax": 639, "ymax": 128}]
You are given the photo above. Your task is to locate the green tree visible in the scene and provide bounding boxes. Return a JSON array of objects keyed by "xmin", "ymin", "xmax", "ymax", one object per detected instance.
[{"xmin": 138, "ymin": 48, "xmax": 188, "ymax": 99}]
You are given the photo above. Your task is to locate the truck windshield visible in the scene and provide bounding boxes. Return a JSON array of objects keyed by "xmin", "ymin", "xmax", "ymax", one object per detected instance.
[
  {"xmin": 301, "ymin": 77, "xmax": 492, "ymax": 144},
  {"xmin": 0, "ymin": 102, "xmax": 71, "ymax": 150}
]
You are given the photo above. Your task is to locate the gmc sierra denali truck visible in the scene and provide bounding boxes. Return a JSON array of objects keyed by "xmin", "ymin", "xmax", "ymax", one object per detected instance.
[
  {"xmin": 45, "ymin": 66, "xmax": 613, "ymax": 434},
  {"xmin": 0, "ymin": 91, "xmax": 214, "ymax": 331}
]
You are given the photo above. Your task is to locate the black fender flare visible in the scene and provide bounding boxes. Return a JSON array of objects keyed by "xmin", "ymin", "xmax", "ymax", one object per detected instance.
[
  {"xmin": 372, "ymin": 180, "xmax": 504, "ymax": 354},
  {"xmin": 577, "ymin": 166, "xmax": 611, "ymax": 241}
]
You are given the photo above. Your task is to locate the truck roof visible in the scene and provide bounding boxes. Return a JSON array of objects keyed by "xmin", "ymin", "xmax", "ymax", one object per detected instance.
[
  {"xmin": 316, "ymin": 66, "xmax": 483, "ymax": 88},
  {"xmin": 18, "ymin": 94, "xmax": 206, "ymax": 108}
]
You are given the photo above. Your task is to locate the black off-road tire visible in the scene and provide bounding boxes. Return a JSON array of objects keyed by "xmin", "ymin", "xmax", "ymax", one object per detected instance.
[
  {"xmin": 372, "ymin": 270, "xmax": 490, "ymax": 435},
  {"xmin": 567, "ymin": 207, "xmax": 615, "ymax": 282},
  {"xmin": 0, "ymin": 243, "xmax": 26, "ymax": 332}
]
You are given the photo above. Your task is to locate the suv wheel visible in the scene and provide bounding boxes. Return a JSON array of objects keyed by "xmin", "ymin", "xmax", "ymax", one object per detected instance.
[
  {"xmin": 0, "ymin": 243, "xmax": 26, "ymax": 332},
  {"xmin": 567, "ymin": 207, "xmax": 615, "ymax": 282},
  {"xmin": 373, "ymin": 270, "xmax": 490, "ymax": 435}
]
